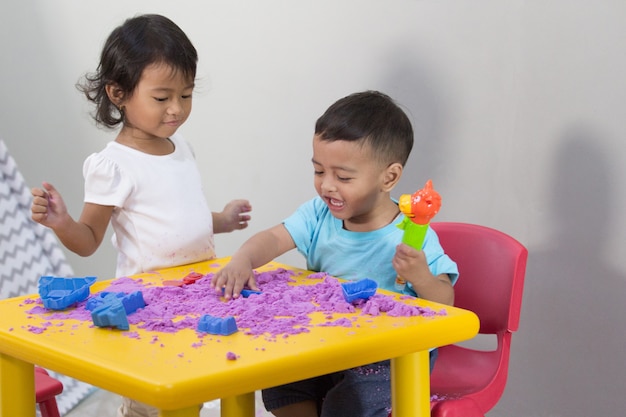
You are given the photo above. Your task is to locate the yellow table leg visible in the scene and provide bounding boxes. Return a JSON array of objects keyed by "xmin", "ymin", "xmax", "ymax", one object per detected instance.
[
  {"xmin": 391, "ymin": 350, "xmax": 430, "ymax": 417},
  {"xmin": 221, "ymin": 392, "xmax": 255, "ymax": 417},
  {"xmin": 158, "ymin": 405, "xmax": 200, "ymax": 417},
  {"xmin": 0, "ymin": 353, "xmax": 35, "ymax": 417}
]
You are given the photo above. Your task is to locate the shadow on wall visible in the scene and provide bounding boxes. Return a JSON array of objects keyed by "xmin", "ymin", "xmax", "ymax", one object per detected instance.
[
  {"xmin": 495, "ymin": 125, "xmax": 626, "ymax": 416},
  {"xmin": 1, "ymin": 4, "xmax": 117, "ymax": 280},
  {"xmin": 377, "ymin": 48, "xmax": 450, "ymax": 198}
]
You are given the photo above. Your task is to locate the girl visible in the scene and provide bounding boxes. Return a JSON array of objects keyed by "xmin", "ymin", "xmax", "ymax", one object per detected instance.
[{"xmin": 31, "ymin": 14, "xmax": 251, "ymax": 417}]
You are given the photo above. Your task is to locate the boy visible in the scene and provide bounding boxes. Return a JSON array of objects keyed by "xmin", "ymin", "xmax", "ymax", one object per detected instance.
[{"xmin": 212, "ymin": 91, "xmax": 458, "ymax": 417}]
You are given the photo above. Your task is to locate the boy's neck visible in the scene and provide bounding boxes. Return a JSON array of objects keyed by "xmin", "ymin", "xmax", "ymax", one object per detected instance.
[{"xmin": 343, "ymin": 198, "xmax": 400, "ymax": 232}]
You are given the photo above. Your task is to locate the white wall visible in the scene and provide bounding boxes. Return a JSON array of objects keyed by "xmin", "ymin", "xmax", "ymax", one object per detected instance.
[{"xmin": 2, "ymin": 1, "xmax": 625, "ymax": 415}]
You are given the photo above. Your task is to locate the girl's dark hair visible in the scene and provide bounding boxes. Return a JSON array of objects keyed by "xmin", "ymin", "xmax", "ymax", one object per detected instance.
[
  {"xmin": 315, "ymin": 91, "xmax": 414, "ymax": 166},
  {"xmin": 77, "ymin": 14, "xmax": 198, "ymax": 128}
]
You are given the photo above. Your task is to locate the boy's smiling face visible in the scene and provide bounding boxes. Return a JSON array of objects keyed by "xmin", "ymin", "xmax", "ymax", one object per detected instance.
[{"xmin": 312, "ymin": 134, "xmax": 402, "ymax": 232}]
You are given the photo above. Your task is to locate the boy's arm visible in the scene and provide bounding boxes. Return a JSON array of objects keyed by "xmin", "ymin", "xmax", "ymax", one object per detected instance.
[
  {"xmin": 392, "ymin": 243, "xmax": 455, "ymax": 305},
  {"xmin": 212, "ymin": 224, "xmax": 295, "ymax": 299},
  {"xmin": 411, "ymin": 272, "xmax": 454, "ymax": 305},
  {"xmin": 31, "ymin": 182, "xmax": 112, "ymax": 257},
  {"xmin": 212, "ymin": 199, "xmax": 252, "ymax": 233}
]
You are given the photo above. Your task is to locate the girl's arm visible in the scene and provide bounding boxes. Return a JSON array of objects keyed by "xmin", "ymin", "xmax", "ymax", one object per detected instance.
[
  {"xmin": 212, "ymin": 199, "xmax": 252, "ymax": 233},
  {"xmin": 212, "ymin": 224, "xmax": 295, "ymax": 299},
  {"xmin": 31, "ymin": 182, "xmax": 113, "ymax": 256}
]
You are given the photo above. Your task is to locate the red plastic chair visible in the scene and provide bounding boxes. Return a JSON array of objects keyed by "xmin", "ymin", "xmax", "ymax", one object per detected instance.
[
  {"xmin": 35, "ymin": 367, "xmax": 63, "ymax": 417},
  {"xmin": 427, "ymin": 222, "xmax": 528, "ymax": 417}
]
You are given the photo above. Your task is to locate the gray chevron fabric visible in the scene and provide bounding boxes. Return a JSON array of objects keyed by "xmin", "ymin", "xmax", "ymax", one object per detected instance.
[{"xmin": 0, "ymin": 139, "xmax": 95, "ymax": 414}]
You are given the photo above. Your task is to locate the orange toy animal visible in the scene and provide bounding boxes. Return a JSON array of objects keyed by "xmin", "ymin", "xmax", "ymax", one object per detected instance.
[{"xmin": 395, "ymin": 180, "xmax": 442, "ymax": 290}]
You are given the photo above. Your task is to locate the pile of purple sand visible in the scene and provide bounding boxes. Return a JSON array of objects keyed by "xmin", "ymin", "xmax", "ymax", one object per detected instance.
[{"xmin": 26, "ymin": 269, "xmax": 446, "ymax": 340}]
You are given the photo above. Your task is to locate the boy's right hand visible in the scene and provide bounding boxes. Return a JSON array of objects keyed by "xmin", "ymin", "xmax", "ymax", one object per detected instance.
[
  {"xmin": 211, "ymin": 257, "xmax": 259, "ymax": 300},
  {"xmin": 31, "ymin": 182, "xmax": 68, "ymax": 229}
]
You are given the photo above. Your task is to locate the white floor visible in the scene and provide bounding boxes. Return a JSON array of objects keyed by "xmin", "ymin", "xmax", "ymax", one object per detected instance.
[{"xmin": 63, "ymin": 389, "xmax": 272, "ymax": 417}]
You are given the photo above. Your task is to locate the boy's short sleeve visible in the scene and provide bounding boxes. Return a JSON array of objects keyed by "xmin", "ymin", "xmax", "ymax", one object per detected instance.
[
  {"xmin": 423, "ymin": 227, "xmax": 459, "ymax": 285},
  {"xmin": 83, "ymin": 153, "xmax": 132, "ymax": 207},
  {"xmin": 283, "ymin": 198, "xmax": 325, "ymax": 257}
]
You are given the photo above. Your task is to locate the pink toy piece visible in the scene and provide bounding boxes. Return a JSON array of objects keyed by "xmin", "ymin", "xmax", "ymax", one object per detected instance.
[
  {"xmin": 163, "ymin": 271, "xmax": 204, "ymax": 287},
  {"xmin": 162, "ymin": 280, "xmax": 184, "ymax": 287}
]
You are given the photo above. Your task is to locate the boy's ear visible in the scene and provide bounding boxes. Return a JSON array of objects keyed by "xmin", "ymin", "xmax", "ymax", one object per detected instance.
[
  {"xmin": 105, "ymin": 83, "xmax": 126, "ymax": 107},
  {"xmin": 382, "ymin": 162, "xmax": 403, "ymax": 192}
]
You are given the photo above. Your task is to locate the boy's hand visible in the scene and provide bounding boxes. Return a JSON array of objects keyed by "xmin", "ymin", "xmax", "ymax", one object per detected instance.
[
  {"xmin": 392, "ymin": 243, "xmax": 433, "ymax": 287},
  {"xmin": 30, "ymin": 182, "xmax": 69, "ymax": 229},
  {"xmin": 393, "ymin": 243, "xmax": 454, "ymax": 305},
  {"xmin": 214, "ymin": 199, "xmax": 252, "ymax": 233},
  {"xmin": 211, "ymin": 257, "xmax": 259, "ymax": 299}
]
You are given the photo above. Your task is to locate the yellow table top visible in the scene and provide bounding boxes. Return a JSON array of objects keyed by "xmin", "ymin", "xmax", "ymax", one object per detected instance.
[{"xmin": 0, "ymin": 259, "xmax": 478, "ymax": 410}]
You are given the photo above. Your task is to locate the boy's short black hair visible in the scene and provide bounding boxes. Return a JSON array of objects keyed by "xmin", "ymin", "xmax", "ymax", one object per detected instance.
[
  {"xmin": 77, "ymin": 14, "xmax": 198, "ymax": 128},
  {"xmin": 315, "ymin": 91, "xmax": 414, "ymax": 166}
]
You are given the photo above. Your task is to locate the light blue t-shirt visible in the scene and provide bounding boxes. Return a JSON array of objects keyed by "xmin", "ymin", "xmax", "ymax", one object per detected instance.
[{"xmin": 283, "ymin": 197, "xmax": 459, "ymax": 297}]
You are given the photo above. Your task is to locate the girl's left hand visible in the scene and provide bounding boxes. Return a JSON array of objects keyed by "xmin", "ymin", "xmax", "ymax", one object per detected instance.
[{"xmin": 215, "ymin": 199, "xmax": 252, "ymax": 233}]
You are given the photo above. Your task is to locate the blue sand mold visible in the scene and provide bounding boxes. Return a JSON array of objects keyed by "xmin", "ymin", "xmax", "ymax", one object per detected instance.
[
  {"xmin": 341, "ymin": 278, "xmax": 378, "ymax": 303},
  {"xmin": 197, "ymin": 314, "xmax": 238, "ymax": 335},
  {"xmin": 86, "ymin": 291, "xmax": 145, "ymax": 314},
  {"xmin": 38, "ymin": 276, "xmax": 97, "ymax": 310},
  {"xmin": 91, "ymin": 299, "xmax": 130, "ymax": 330}
]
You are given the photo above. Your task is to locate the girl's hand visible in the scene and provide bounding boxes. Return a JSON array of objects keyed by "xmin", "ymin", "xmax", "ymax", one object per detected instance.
[
  {"xmin": 211, "ymin": 257, "xmax": 259, "ymax": 299},
  {"xmin": 213, "ymin": 199, "xmax": 252, "ymax": 233},
  {"xmin": 30, "ymin": 182, "xmax": 69, "ymax": 229}
]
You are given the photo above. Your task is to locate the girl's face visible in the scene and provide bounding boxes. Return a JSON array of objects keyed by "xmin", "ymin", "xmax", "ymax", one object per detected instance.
[
  {"xmin": 118, "ymin": 63, "xmax": 194, "ymax": 143},
  {"xmin": 312, "ymin": 135, "xmax": 400, "ymax": 232}
]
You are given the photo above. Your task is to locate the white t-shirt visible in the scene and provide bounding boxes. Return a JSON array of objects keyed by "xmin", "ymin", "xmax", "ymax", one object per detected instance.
[{"xmin": 83, "ymin": 134, "xmax": 215, "ymax": 277}]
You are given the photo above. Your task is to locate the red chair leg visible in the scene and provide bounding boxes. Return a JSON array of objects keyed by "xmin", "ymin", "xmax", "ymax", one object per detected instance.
[
  {"xmin": 431, "ymin": 398, "xmax": 484, "ymax": 417},
  {"xmin": 39, "ymin": 399, "xmax": 62, "ymax": 417},
  {"xmin": 35, "ymin": 367, "xmax": 63, "ymax": 417}
]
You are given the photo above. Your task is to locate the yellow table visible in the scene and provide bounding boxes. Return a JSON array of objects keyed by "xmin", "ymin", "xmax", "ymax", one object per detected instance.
[{"xmin": 0, "ymin": 259, "xmax": 478, "ymax": 417}]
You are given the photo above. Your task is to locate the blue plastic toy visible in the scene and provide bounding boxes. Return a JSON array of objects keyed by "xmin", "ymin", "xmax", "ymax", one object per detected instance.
[
  {"xmin": 197, "ymin": 314, "xmax": 238, "ymax": 335},
  {"xmin": 86, "ymin": 291, "xmax": 145, "ymax": 314},
  {"xmin": 341, "ymin": 278, "xmax": 378, "ymax": 303},
  {"xmin": 88, "ymin": 291, "xmax": 145, "ymax": 330},
  {"xmin": 91, "ymin": 299, "xmax": 130, "ymax": 330},
  {"xmin": 221, "ymin": 288, "xmax": 262, "ymax": 298},
  {"xmin": 38, "ymin": 276, "xmax": 97, "ymax": 310},
  {"xmin": 240, "ymin": 289, "xmax": 262, "ymax": 298}
]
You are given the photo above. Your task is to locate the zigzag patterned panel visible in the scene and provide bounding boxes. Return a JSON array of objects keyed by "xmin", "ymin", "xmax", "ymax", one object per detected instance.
[{"xmin": 0, "ymin": 139, "xmax": 96, "ymax": 414}]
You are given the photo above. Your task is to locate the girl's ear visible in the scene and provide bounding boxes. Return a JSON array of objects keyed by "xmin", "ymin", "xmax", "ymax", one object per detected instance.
[
  {"xmin": 382, "ymin": 162, "xmax": 403, "ymax": 192},
  {"xmin": 105, "ymin": 84, "xmax": 126, "ymax": 107}
]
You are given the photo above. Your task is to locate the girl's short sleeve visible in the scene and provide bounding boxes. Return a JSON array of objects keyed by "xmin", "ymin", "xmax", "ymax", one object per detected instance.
[{"xmin": 83, "ymin": 153, "xmax": 132, "ymax": 207}]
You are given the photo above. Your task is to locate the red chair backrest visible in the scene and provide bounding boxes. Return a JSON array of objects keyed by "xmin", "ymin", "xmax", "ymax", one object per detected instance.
[{"xmin": 430, "ymin": 222, "xmax": 528, "ymax": 334}]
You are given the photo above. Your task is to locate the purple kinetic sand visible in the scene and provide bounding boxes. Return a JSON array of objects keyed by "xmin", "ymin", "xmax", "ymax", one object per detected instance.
[{"xmin": 27, "ymin": 269, "xmax": 444, "ymax": 339}]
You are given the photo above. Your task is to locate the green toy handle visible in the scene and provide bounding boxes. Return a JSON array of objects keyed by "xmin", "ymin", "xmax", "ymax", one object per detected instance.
[
  {"xmin": 399, "ymin": 219, "xmax": 428, "ymax": 249},
  {"xmin": 395, "ymin": 219, "xmax": 429, "ymax": 290}
]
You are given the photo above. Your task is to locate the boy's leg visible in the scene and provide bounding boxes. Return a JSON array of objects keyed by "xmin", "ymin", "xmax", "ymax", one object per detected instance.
[
  {"xmin": 262, "ymin": 374, "xmax": 334, "ymax": 417},
  {"xmin": 269, "ymin": 401, "xmax": 318, "ymax": 417},
  {"xmin": 320, "ymin": 352, "xmax": 438, "ymax": 417},
  {"xmin": 320, "ymin": 361, "xmax": 391, "ymax": 417}
]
